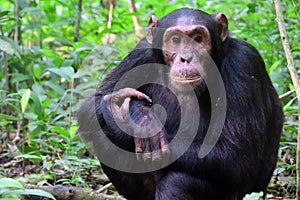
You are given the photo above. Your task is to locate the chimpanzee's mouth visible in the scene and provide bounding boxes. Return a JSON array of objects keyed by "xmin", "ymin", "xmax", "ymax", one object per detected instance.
[{"xmin": 172, "ymin": 75, "xmax": 202, "ymax": 83}]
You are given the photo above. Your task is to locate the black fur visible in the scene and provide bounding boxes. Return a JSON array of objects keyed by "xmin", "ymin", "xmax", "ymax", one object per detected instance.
[{"xmin": 78, "ymin": 8, "xmax": 283, "ymax": 200}]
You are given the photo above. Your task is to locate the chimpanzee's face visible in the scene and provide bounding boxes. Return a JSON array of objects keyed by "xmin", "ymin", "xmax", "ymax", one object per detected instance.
[
  {"xmin": 162, "ymin": 20, "xmax": 212, "ymax": 90},
  {"xmin": 147, "ymin": 13, "xmax": 228, "ymax": 91}
]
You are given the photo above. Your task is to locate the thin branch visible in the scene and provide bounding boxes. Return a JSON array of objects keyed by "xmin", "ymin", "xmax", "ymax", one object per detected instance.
[
  {"xmin": 129, "ymin": 0, "xmax": 144, "ymax": 39},
  {"xmin": 14, "ymin": 0, "xmax": 21, "ymax": 44},
  {"xmin": 96, "ymin": 182, "xmax": 113, "ymax": 193},
  {"xmin": 75, "ymin": 0, "xmax": 82, "ymax": 42},
  {"xmin": 274, "ymin": 1, "xmax": 300, "ymax": 199},
  {"xmin": 106, "ymin": 0, "xmax": 115, "ymax": 44},
  {"xmin": 279, "ymin": 89, "xmax": 296, "ymax": 99}
]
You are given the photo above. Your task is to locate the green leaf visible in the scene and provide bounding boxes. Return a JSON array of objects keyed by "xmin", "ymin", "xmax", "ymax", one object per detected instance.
[
  {"xmin": 268, "ymin": 60, "xmax": 281, "ymax": 73},
  {"xmin": 21, "ymin": 89, "xmax": 31, "ymax": 113},
  {"xmin": 0, "ymin": 36, "xmax": 20, "ymax": 57},
  {"xmin": 48, "ymin": 67, "xmax": 74, "ymax": 82},
  {"xmin": 0, "ymin": 11, "xmax": 10, "ymax": 17},
  {"xmin": 45, "ymin": 81, "xmax": 65, "ymax": 95},
  {"xmin": 33, "ymin": 65, "xmax": 42, "ymax": 79},
  {"xmin": 28, "ymin": 121, "xmax": 39, "ymax": 132},
  {"xmin": 69, "ymin": 122, "xmax": 78, "ymax": 140},
  {"xmin": 20, "ymin": 7, "xmax": 40, "ymax": 14},
  {"xmin": 52, "ymin": 126, "xmax": 70, "ymax": 139},
  {"xmin": 283, "ymin": 97, "xmax": 297, "ymax": 111},
  {"xmin": 53, "ymin": 38, "xmax": 73, "ymax": 47},
  {"xmin": 0, "ymin": 178, "xmax": 24, "ymax": 189},
  {"xmin": 0, "ymin": 113, "xmax": 21, "ymax": 121},
  {"xmin": 52, "ymin": 19, "xmax": 72, "ymax": 26},
  {"xmin": 61, "ymin": 67, "xmax": 75, "ymax": 81},
  {"xmin": 4, "ymin": 189, "xmax": 56, "ymax": 200},
  {"xmin": 30, "ymin": 91, "xmax": 42, "ymax": 119},
  {"xmin": 16, "ymin": 154, "xmax": 42, "ymax": 162},
  {"xmin": 20, "ymin": 189, "xmax": 56, "ymax": 199},
  {"xmin": 24, "ymin": 22, "xmax": 46, "ymax": 30},
  {"xmin": 74, "ymin": 80, "xmax": 98, "ymax": 91},
  {"xmin": 11, "ymin": 74, "xmax": 32, "ymax": 83}
]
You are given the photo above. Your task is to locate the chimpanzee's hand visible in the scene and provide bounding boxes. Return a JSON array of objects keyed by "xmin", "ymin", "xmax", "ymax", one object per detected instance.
[
  {"xmin": 103, "ymin": 88, "xmax": 170, "ymax": 165},
  {"xmin": 132, "ymin": 114, "xmax": 171, "ymax": 166},
  {"xmin": 103, "ymin": 88, "xmax": 152, "ymax": 122}
]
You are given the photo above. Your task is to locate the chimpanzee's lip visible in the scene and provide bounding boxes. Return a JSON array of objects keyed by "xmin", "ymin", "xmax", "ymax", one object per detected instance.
[{"xmin": 172, "ymin": 75, "xmax": 202, "ymax": 83}]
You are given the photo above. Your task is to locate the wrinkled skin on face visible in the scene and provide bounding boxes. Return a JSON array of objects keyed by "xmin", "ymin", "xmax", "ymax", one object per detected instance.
[
  {"xmin": 162, "ymin": 25, "xmax": 211, "ymax": 90},
  {"xmin": 147, "ymin": 13, "xmax": 228, "ymax": 91}
]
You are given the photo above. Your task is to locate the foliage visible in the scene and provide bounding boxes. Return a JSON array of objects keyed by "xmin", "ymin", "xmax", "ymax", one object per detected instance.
[
  {"xmin": 0, "ymin": 0, "xmax": 299, "ymax": 199},
  {"xmin": 0, "ymin": 178, "xmax": 56, "ymax": 200}
]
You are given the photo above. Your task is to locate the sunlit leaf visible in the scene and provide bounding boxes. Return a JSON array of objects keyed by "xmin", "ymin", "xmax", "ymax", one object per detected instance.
[
  {"xmin": 0, "ymin": 178, "xmax": 24, "ymax": 189},
  {"xmin": 21, "ymin": 89, "xmax": 31, "ymax": 114},
  {"xmin": 52, "ymin": 126, "xmax": 70, "ymax": 139},
  {"xmin": 69, "ymin": 122, "xmax": 78, "ymax": 140}
]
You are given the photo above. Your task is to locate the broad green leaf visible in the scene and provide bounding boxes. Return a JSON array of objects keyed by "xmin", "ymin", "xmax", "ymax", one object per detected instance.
[
  {"xmin": 11, "ymin": 74, "xmax": 32, "ymax": 83},
  {"xmin": 20, "ymin": 189, "xmax": 56, "ymax": 200},
  {"xmin": 20, "ymin": 7, "xmax": 40, "ymax": 14},
  {"xmin": 45, "ymin": 81, "xmax": 65, "ymax": 95},
  {"xmin": 52, "ymin": 19, "xmax": 72, "ymax": 26},
  {"xmin": 268, "ymin": 60, "xmax": 281, "ymax": 73},
  {"xmin": 0, "ymin": 178, "xmax": 24, "ymax": 189},
  {"xmin": 24, "ymin": 22, "xmax": 46, "ymax": 30},
  {"xmin": 0, "ymin": 113, "xmax": 21, "ymax": 121},
  {"xmin": 33, "ymin": 65, "xmax": 42, "ymax": 79},
  {"xmin": 30, "ymin": 91, "xmax": 42, "ymax": 119},
  {"xmin": 74, "ymin": 70, "xmax": 92, "ymax": 79},
  {"xmin": 61, "ymin": 67, "xmax": 75, "ymax": 81},
  {"xmin": 74, "ymin": 46, "xmax": 92, "ymax": 53},
  {"xmin": 52, "ymin": 126, "xmax": 70, "ymax": 139},
  {"xmin": 21, "ymin": 89, "xmax": 31, "ymax": 113},
  {"xmin": 74, "ymin": 81, "xmax": 98, "ymax": 91},
  {"xmin": 48, "ymin": 67, "xmax": 74, "ymax": 82},
  {"xmin": 69, "ymin": 123, "xmax": 78, "ymax": 140},
  {"xmin": 53, "ymin": 38, "xmax": 73, "ymax": 47},
  {"xmin": 4, "ymin": 189, "xmax": 56, "ymax": 200},
  {"xmin": 28, "ymin": 121, "xmax": 39, "ymax": 132},
  {"xmin": 0, "ymin": 36, "xmax": 20, "ymax": 57}
]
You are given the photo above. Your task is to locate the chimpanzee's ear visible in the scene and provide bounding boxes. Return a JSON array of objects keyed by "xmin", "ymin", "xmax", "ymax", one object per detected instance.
[
  {"xmin": 146, "ymin": 15, "xmax": 158, "ymax": 44},
  {"xmin": 215, "ymin": 13, "xmax": 228, "ymax": 42}
]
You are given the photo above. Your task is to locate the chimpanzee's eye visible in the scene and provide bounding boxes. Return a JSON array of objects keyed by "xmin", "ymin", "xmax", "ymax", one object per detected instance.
[
  {"xmin": 171, "ymin": 36, "xmax": 181, "ymax": 44},
  {"xmin": 194, "ymin": 35, "xmax": 203, "ymax": 43}
]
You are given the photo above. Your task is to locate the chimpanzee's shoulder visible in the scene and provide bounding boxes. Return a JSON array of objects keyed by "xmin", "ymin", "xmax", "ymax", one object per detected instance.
[{"xmin": 225, "ymin": 37, "xmax": 263, "ymax": 60}]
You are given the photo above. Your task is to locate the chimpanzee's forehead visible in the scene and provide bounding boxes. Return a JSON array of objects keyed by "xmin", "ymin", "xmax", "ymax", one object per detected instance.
[
  {"xmin": 158, "ymin": 8, "xmax": 215, "ymax": 29},
  {"xmin": 176, "ymin": 16, "xmax": 205, "ymax": 26}
]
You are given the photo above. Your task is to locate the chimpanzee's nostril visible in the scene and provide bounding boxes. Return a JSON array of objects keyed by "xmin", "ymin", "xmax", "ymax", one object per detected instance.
[{"xmin": 180, "ymin": 55, "xmax": 192, "ymax": 63}]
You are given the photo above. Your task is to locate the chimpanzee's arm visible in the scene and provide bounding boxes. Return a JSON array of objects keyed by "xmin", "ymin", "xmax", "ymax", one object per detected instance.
[{"xmin": 98, "ymin": 88, "xmax": 170, "ymax": 163}]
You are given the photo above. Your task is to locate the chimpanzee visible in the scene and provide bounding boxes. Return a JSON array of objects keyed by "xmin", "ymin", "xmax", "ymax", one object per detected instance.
[{"xmin": 77, "ymin": 8, "xmax": 283, "ymax": 200}]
